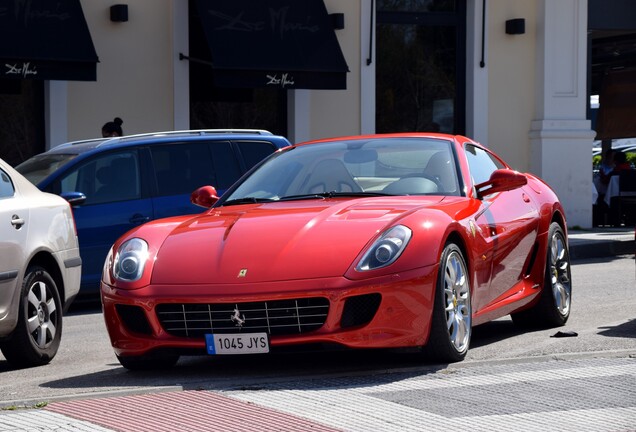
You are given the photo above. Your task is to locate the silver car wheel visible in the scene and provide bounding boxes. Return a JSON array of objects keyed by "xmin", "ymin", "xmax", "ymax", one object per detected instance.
[
  {"xmin": 27, "ymin": 280, "xmax": 57, "ymax": 349},
  {"xmin": 549, "ymin": 230, "xmax": 571, "ymax": 317},
  {"xmin": 443, "ymin": 250, "xmax": 471, "ymax": 353}
]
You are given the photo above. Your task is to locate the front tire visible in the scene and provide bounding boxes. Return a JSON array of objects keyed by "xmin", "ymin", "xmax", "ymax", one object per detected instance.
[
  {"xmin": 0, "ymin": 266, "xmax": 63, "ymax": 367},
  {"xmin": 424, "ymin": 243, "xmax": 472, "ymax": 363},
  {"xmin": 511, "ymin": 222, "xmax": 571, "ymax": 327}
]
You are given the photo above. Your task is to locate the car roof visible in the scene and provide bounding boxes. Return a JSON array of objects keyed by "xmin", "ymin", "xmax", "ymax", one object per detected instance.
[
  {"xmin": 44, "ymin": 129, "xmax": 289, "ymax": 155},
  {"xmin": 295, "ymin": 132, "xmax": 473, "ymax": 146}
]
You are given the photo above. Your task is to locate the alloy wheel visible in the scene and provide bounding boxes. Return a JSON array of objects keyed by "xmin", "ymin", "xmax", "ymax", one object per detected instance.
[
  {"xmin": 443, "ymin": 250, "xmax": 471, "ymax": 353},
  {"xmin": 549, "ymin": 231, "xmax": 571, "ymax": 317},
  {"xmin": 27, "ymin": 280, "xmax": 58, "ymax": 349}
]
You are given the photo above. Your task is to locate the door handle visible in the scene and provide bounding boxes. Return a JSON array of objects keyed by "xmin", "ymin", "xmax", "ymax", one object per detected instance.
[
  {"xmin": 522, "ymin": 193, "xmax": 531, "ymax": 203},
  {"xmin": 130, "ymin": 214, "xmax": 151, "ymax": 225},
  {"xmin": 11, "ymin": 214, "xmax": 25, "ymax": 229}
]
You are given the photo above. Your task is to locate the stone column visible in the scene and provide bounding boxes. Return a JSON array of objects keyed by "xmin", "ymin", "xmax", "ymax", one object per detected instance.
[{"xmin": 529, "ymin": 0, "xmax": 595, "ymax": 228}]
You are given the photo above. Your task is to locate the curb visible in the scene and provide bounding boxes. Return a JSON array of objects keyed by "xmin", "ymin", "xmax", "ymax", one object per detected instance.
[{"xmin": 569, "ymin": 238, "xmax": 635, "ymax": 260}]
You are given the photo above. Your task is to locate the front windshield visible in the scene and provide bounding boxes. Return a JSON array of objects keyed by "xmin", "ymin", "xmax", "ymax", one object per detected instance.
[
  {"xmin": 15, "ymin": 154, "xmax": 78, "ymax": 185},
  {"xmin": 221, "ymin": 137, "xmax": 460, "ymax": 205}
]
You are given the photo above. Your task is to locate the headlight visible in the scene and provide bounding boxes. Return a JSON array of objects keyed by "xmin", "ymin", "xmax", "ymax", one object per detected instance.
[
  {"xmin": 356, "ymin": 225, "xmax": 412, "ymax": 271},
  {"xmin": 113, "ymin": 238, "xmax": 149, "ymax": 282}
]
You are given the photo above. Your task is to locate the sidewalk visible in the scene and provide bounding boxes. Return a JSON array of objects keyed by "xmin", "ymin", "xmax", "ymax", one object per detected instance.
[
  {"xmin": 568, "ymin": 226, "xmax": 635, "ymax": 260},
  {"xmin": 2, "ymin": 357, "xmax": 636, "ymax": 432}
]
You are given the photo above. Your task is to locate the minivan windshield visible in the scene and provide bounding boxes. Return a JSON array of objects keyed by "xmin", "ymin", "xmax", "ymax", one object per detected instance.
[{"xmin": 15, "ymin": 154, "xmax": 78, "ymax": 185}]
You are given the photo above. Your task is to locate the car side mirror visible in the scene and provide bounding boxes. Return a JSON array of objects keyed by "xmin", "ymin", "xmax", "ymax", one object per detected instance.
[
  {"xmin": 191, "ymin": 186, "xmax": 219, "ymax": 208},
  {"xmin": 475, "ymin": 169, "xmax": 527, "ymax": 199},
  {"xmin": 61, "ymin": 191, "xmax": 87, "ymax": 206}
]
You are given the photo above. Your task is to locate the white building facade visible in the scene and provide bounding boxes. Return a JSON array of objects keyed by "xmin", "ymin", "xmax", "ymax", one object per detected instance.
[{"xmin": 3, "ymin": 1, "xmax": 612, "ymax": 228}]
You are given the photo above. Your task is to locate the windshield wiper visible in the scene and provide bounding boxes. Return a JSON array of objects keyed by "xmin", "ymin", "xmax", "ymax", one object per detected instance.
[
  {"xmin": 221, "ymin": 197, "xmax": 277, "ymax": 206},
  {"xmin": 279, "ymin": 191, "xmax": 390, "ymax": 201}
]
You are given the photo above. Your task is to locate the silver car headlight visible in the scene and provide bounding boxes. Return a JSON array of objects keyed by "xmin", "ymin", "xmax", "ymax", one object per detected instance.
[
  {"xmin": 356, "ymin": 225, "xmax": 412, "ymax": 271},
  {"xmin": 113, "ymin": 238, "xmax": 149, "ymax": 282}
]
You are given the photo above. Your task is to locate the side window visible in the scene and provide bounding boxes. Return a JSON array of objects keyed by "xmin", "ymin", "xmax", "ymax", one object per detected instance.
[
  {"xmin": 0, "ymin": 169, "xmax": 15, "ymax": 199},
  {"xmin": 235, "ymin": 140, "xmax": 278, "ymax": 170},
  {"xmin": 210, "ymin": 141, "xmax": 242, "ymax": 190},
  {"xmin": 465, "ymin": 144, "xmax": 505, "ymax": 186},
  {"xmin": 150, "ymin": 143, "xmax": 216, "ymax": 197},
  {"xmin": 56, "ymin": 151, "xmax": 141, "ymax": 205}
]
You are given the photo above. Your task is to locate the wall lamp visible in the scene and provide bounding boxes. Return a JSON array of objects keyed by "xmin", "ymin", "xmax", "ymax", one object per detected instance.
[
  {"xmin": 110, "ymin": 4, "xmax": 128, "ymax": 22},
  {"xmin": 330, "ymin": 13, "xmax": 345, "ymax": 30},
  {"xmin": 505, "ymin": 18, "xmax": 525, "ymax": 35}
]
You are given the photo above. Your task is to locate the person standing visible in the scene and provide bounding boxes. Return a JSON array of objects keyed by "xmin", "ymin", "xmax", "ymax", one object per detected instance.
[{"xmin": 101, "ymin": 117, "xmax": 124, "ymax": 137}]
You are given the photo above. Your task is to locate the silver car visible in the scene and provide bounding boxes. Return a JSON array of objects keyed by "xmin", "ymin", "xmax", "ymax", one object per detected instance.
[{"xmin": 0, "ymin": 158, "xmax": 81, "ymax": 367}]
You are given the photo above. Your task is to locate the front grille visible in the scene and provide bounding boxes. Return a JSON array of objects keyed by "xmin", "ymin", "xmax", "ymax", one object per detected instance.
[{"xmin": 156, "ymin": 298, "xmax": 329, "ymax": 338}]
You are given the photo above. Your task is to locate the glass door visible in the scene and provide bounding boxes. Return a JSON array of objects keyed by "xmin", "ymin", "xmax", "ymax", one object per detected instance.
[{"xmin": 376, "ymin": 0, "xmax": 466, "ymax": 134}]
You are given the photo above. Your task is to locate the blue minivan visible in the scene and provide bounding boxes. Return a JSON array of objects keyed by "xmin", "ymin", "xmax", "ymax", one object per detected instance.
[{"xmin": 16, "ymin": 130, "xmax": 291, "ymax": 298}]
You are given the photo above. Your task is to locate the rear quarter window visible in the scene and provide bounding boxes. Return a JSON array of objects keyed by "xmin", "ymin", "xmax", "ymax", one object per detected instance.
[
  {"xmin": 210, "ymin": 141, "xmax": 242, "ymax": 190},
  {"xmin": 235, "ymin": 140, "xmax": 278, "ymax": 170}
]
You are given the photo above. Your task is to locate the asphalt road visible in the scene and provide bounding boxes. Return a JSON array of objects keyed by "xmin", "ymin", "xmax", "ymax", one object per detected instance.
[{"xmin": 1, "ymin": 254, "xmax": 635, "ymax": 409}]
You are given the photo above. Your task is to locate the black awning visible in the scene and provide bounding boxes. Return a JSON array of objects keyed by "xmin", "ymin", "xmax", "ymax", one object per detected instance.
[
  {"xmin": 0, "ymin": 0, "xmax": 98, "ymax": 81},
  {"xmin": 191, "ymin": 0, "xmax": 349, "ymax": 90}
]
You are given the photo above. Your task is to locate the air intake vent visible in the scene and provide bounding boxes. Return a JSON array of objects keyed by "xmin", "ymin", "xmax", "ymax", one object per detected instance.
[{"xmin": 341, "ymin": 293, "xmax": 381, "ymax": 328}]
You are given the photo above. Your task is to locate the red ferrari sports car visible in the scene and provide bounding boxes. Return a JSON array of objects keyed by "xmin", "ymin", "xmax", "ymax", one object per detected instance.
[{"xmin": 101, "ymin": 133, "xmax": 572, "ymax": 370}]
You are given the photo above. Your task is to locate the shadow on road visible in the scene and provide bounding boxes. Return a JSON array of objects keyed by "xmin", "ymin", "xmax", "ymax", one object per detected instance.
[
  {"xmin": 30, "ymin": 318, "xmax": 545, "ymax": 394},
  {"xmin": 598, "ymin": 318, "xmax": 636, "ymax": 339},
  {"xmin": 36, "ymin": 347, "xmax": 451, "ymax": 394}
]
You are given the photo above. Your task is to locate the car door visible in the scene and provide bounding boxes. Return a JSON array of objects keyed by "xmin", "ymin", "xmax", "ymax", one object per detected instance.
[
  {"xmin": 465, "ymin": 144, "xmax": 539, "ymax": 311},
  {"xmin": 53, "ymin": 150, "xmax": 153, "ymax": 295},
  {"xmin": 0, "ymin": 167, "xmax": 28, "ymax": 324}
]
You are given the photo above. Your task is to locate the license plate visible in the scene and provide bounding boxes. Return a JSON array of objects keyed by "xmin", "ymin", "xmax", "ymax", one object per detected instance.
[{"xmin": 205, "ymin": 333, "xmax": 269, "ymax": 355}]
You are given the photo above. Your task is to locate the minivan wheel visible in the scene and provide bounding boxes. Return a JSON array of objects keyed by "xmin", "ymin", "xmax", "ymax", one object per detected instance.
[{"xmin": 0, "ymin": 266, "xmax": 63, "ymax": 367}]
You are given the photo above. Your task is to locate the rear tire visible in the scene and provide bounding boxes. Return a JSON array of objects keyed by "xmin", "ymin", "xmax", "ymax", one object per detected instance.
[
  {"xmin": 424, "ymin": 243, "xmax": 471, "ymax": 363},
  {"xmin": 511, "ymin": 222, "xmax": 571, "ymax": 328},
  {"xmin": 0, "ymin": 266, "xmax": 63, "ymax": 367}
]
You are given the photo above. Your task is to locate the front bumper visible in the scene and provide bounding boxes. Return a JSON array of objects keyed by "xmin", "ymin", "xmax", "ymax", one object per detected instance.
[{"xmin": 101, "ymin": 265, "xmax": 437, "ymax": 357}]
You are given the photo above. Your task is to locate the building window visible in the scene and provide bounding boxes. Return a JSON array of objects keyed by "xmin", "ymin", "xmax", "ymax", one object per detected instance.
[
  {"xmin": 187, "ymin": 0, "xmax": 287, "ymax": 136},
  {"xmin": 376, "ymin": 0, "xmax": 465, "ymax": 134},
  {"xmin": 0, "ymin": 80, "xmax": 44, "ymax": 166}
]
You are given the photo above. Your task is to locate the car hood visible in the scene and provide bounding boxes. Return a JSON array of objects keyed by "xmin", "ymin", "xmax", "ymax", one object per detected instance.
[{"xmin": 151, "ymin": 197, "xmax": 444, "ymax": 284}]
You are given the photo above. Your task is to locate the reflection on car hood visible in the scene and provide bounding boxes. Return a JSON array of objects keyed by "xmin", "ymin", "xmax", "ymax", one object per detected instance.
[{"xmin": 151, "ymin": 197, "xmax": 444, "ymax": 284}]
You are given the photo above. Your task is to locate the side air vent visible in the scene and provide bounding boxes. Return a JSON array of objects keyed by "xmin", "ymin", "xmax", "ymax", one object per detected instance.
[{"xmin": 340, "ymin": 294, "xmax": 381, "ymax": 329}]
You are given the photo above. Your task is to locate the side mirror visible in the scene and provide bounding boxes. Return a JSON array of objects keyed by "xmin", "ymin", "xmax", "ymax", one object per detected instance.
[
  {"xmin": 191, "ymin": 186, "xmax": 219, "ymax": 208},
  {"xmin": 475, "ymin": 169, "xmax": 527, "ymax": 199},
  {"xmin": 61, "ymin": 191, "xmax": 87, "ymax": 206}
]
